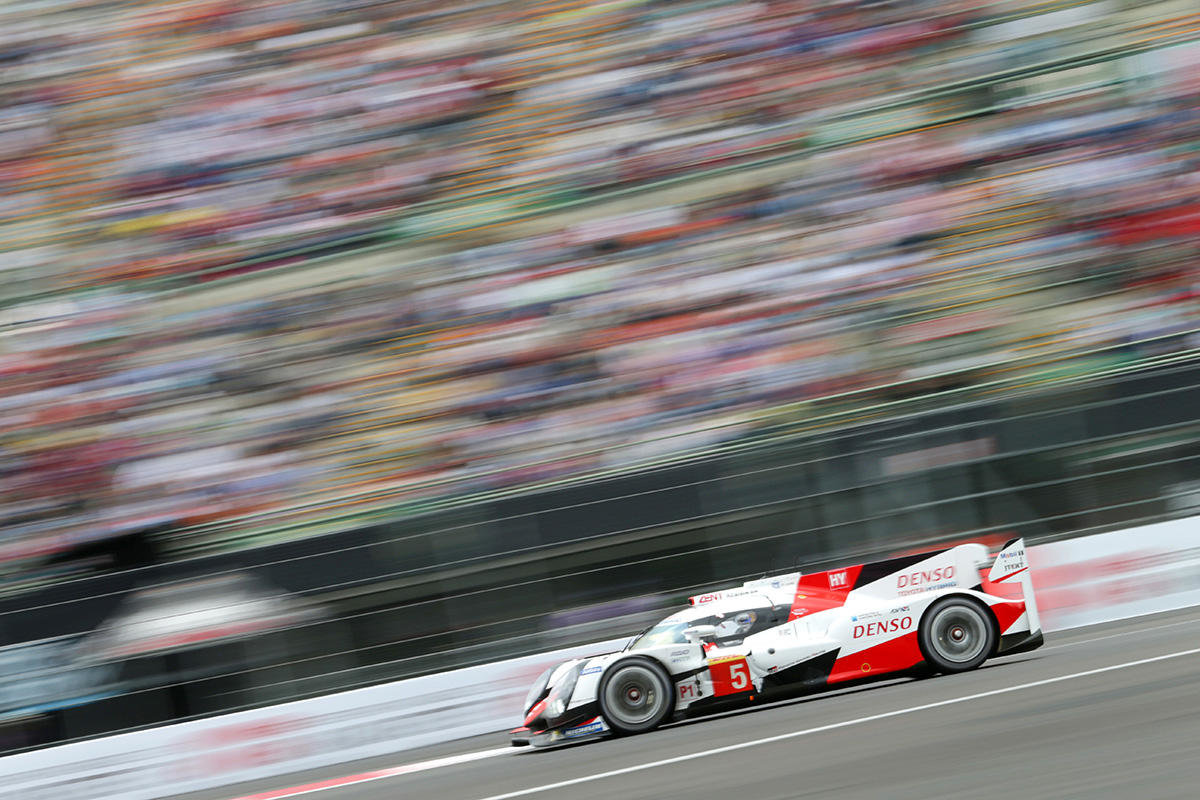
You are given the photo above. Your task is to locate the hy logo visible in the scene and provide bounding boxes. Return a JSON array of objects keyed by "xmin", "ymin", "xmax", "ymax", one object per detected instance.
[{"xmin": 828, "ymin": 570, "xmax": 849, "ymax": 590}]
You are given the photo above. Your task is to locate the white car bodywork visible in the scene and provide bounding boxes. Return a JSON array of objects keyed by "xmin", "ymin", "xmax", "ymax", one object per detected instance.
[{"xmin": 515, "ymin": 539, "xmax": 1041, "ymax": 746}]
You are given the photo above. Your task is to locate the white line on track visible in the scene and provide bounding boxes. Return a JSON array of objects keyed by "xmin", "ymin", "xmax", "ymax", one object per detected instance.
[
  {"xmin": 1042, "ymin": 615, "xmax": 1200, "ymax": 651},
  {"xmin": 470, "ymin": 646, "xmax": 1200, "ymax": 800}
]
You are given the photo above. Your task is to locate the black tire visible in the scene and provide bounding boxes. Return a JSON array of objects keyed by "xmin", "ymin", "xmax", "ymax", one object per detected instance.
[
  {"xmin": 597, "ymin": 657, "xmax": 675, "ymax": 735},
  {"xmin": 918, "ymin": 597, "xmax": 996, "ymax": 674}
]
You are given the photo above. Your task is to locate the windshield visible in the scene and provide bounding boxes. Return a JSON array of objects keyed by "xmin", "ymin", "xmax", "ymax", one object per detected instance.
[{"xmin": 629, "ymin": 620, "xmax": 691, "ymax": 649}]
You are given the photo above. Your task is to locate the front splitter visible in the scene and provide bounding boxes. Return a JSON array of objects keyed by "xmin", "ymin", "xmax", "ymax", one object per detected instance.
[{"xmin": 511, "ymin": 717, "xmax": 609, "ymax": 748}]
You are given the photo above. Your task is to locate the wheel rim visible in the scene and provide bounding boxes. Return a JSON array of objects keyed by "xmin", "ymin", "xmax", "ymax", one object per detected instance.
[
  {"xmin": 604, "ymin": 665, "xmax": 664, "ymax": 725},
  {"xmin": 930, "ymin": 605, "xmax": 988, "ymax": 663}
]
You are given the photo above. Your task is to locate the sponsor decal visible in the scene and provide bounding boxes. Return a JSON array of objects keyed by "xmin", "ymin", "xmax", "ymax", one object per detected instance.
[
  {"xmin": 896, "ymin": 565, "xmax": 956, "ymax": 595},
  {"xmin": 563, "ymin": 720, "xmax": 605, "ymax": 739},
  {"xmin": 708, "ymin": 657, "xmax": 752, "ymax": 697},
  {"xmin": 990, "ymin": 540, "xmax": 1031, "ymax": 583},
  {"xmin": 897, "ymin": 565, "xmax": 954, "ymax": 588},
  {"xmin": 828, "ymin": 570, "xmax": 850, "ymax": 590},
  {"xmin": 581, "ymin": 665, "xmax": 602, "ymax": 675},
  {"xmin": 889, "ymin": 606, "xmax": 910, "ymax": 614},
  {"xmin": 692, "ymin": 588, "xmax": 758, "ymax": 605},
  {"xmin": 670, "ymin": 649, "xmax": 691, "ymax": 657},
  {"xmin": 851, "ymin": 611, "xmax": 883, "ymax": 622},
  {"xmin": 852, "ymin": 616, "xmax": 913, "ymax": 638},
  {"xmin": 707, "ymin": 654, "xmax": 746, "ymax": 665},
  {"xmin": 998, "ymin": 554, "xmax": 1026, "ymax": 572}
]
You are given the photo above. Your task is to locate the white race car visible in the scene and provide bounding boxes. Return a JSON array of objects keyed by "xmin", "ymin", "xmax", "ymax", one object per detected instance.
[{"xmin": 513, "ymin": 538, "xmax": 1041, "ymax": 746}]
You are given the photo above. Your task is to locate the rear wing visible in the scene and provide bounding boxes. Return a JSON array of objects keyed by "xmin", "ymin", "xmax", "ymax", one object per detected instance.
[{"xmin": 987, "ymin": 537, "xmax": 1041, "ymax": 634}]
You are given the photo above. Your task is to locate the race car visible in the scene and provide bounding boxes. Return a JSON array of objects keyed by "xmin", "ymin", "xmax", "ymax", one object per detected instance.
[{"xmin": 512, "ymin": 538, "xmax": 1041, "ymax": 746}]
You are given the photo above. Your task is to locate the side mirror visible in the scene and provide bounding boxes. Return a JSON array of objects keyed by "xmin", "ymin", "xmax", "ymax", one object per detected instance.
[{"xmin": 683, "ymin": 625, "xmax": 717, "ymax": 643}]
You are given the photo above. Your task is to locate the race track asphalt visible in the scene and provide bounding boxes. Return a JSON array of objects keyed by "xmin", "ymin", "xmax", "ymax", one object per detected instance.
[{"xmin": 174, "ymin": 606, "xmax": 1200, "ymax": 800}]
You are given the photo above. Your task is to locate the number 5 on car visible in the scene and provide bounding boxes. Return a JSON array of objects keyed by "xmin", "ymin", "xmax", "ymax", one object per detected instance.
[{"xmin": 708, "ymin": 655, "xmax": 752, "ymax": 697}]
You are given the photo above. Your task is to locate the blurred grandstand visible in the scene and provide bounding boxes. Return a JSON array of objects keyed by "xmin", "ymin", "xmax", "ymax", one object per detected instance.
[
  {"xmin": 0, "ymin": 0, "xmax": 1198, "ymax": 751},
  {"xmin": 2, "ymin": 0, "xmax": 1197, "ymax": 591}
]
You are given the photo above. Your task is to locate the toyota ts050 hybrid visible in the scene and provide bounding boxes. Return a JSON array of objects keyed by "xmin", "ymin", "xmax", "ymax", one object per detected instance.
[{"xmin": 513, "ymin": 538, "xmax": 1041, "ymax": 746}]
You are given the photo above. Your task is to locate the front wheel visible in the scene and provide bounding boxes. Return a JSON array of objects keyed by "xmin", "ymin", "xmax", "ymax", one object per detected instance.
[
  {"xmin": 918, "ymin": 597, "xmax": 996, "ymax": 674},
  {"xmin": 598, "ymin": 657, "xmax": 674, "ymax": 735}
]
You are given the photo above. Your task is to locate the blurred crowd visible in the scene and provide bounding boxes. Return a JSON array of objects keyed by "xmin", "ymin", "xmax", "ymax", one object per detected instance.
[{"xmin": 1, "ymin": 0, "xmax": 1198, "ymax": 583}]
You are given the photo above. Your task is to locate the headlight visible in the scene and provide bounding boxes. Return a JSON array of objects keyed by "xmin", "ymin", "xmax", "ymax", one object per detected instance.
[
  {"xmin": 543, "ymin": 661, "xmax": 586, "ymax": 721},
  {"xmin": 524, "ymin": 667, "xmax": 554, "ymax": 714}
]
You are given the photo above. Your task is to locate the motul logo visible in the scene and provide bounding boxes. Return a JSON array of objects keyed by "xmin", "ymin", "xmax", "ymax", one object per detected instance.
[
  {"xmin": 853, "ymin": 617, "xmax": 913, "ymax": 638},
  {"xmin": 897, "ymin": 565, "xmax": 954, "ymax": 588}
]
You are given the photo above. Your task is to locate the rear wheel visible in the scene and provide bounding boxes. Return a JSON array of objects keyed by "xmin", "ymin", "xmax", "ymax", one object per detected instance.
[
  {"xmin": 598, "ymin": 657, "xmax": 674, "ymax": 735},
  {"xmin": 919, "ymin": 597, "xmax": 996, "ymax": 673}
]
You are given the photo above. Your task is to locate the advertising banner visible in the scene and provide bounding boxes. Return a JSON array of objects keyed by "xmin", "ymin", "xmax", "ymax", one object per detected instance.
[{"xmin": 1031, "ymin": 516, "xmax": 1200, "ymax": 631}]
